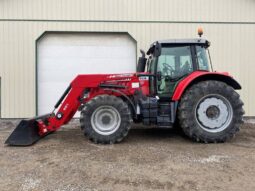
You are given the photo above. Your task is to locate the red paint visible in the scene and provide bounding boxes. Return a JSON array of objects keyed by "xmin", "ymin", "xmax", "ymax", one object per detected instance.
[
  {"xmin": 172, "ymin": 71, "xmax": 232, "ymax": 101},
  {"xmin": 36, "ymin": 71, "xmax": 235, "ymax": 136},
  {"xmin": 37, "ymin": 73, "xmax": 141, "ymax": 136},
  {"xmin": 137, "ymin": 72, "xmax": 150, "ymax": 96}
]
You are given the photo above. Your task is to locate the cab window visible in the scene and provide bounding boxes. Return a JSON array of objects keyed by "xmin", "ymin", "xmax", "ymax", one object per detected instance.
[
  {"xmin": 147, "ymin": 56, "xmax": 157, "ymax": 73},
  {"xmin": 196, "ymin": 46, "xmax": 210, "ymax": 71},
  {"xmin": 157, "ymin": 46, "xmax": 193, "ymax": 79}
]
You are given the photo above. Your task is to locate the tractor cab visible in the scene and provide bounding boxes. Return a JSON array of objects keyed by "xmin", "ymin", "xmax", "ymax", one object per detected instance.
[{"xmin": 138, "ymin": 38, "xmax": 211, "ymax": 99}]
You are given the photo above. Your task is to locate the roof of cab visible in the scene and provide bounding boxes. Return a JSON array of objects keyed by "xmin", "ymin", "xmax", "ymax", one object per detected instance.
[
  {"xmin": 147, "ymin": 38, "xmax": 210, "ymax": 55},
  {"xmin": 157, "ymin": 38, "xmax": 208, "ymax": 45}
]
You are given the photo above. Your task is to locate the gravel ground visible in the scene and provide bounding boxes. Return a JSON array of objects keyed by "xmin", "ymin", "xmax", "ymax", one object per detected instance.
[{"xmin": 0, "ymin": 120, "xmax": 255, "ymax": 191}]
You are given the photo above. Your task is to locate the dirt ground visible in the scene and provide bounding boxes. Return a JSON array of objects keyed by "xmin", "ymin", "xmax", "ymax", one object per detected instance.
[{"xmin": 0, "ymin": 121, "xmax": 255, "ymax": 191}]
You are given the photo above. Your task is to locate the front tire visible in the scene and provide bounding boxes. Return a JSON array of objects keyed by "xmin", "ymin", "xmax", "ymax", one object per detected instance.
[
  {"xmin": 80, "ymin": 95, "xmax": 131, "ymax": 144},
  {"xmin": 178, "ymin": 80, "xmax": 244, "ymax": 143}
]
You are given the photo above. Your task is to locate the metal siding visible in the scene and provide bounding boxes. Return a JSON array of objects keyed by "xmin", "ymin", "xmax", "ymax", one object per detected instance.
[
  {"xmin": 0, "ymin": 1, "xmax": 255, "ymax": 117},
  {"xmin": 0, "ymin": 0, "xmax": 255, "ymax": 22}
]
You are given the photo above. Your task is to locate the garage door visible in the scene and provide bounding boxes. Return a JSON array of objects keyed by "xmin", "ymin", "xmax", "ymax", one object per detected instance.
[{"xmin": 37, "ymin": 33, "xmax": 136, "ymax": 116}]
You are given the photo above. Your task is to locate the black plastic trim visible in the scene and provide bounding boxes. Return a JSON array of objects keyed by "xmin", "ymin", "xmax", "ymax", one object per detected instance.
[{"xmin": 191, "ymin": 45, "xmax": 198, "ymax": 71}]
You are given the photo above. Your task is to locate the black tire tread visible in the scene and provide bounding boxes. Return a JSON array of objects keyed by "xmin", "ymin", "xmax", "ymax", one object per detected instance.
[
  {"xmin": 80, "ymin": 95, "xmax": 131, "ymax": 144},
  {"xmin": 178, "ymin": 80, "xmax": 244, "ymax": 143}
]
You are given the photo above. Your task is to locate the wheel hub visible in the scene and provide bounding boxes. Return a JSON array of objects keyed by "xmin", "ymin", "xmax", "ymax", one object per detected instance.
[
  {"xmin": 91, "ymin": 106, "xmax": 121, "ymax": 136},
  {"xmin": 102, "ymin": 115, "xmax": 111, "ymax": 125},
  {"xmin": 196, "ymin": 95, "xmax": 233, "ymax": 133},
  {"xmin": 206, "ymin": 105, "xmax": 220, "ymax": 119}
]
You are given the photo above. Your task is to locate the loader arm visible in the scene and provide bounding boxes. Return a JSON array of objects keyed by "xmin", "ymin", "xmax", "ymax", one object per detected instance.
[
  {"xmin": 39, "ymin": 86, "xmax": 84, "ymax": 134},
  {"xmin": 36, "ymin": 74, "xmax": 108, "ymax": 135},
  {"xmin": 5, "ymin": 73, "xmax": 139, "ymax": 145}
]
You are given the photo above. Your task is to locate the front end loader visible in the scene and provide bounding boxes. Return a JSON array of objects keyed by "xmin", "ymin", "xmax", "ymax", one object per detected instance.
[
  {"xmin": 5, "ymin": 74, "xmax": 142, "ymax": 145},
  {"xmin": 5, "ymin": 29, "xmax": 244, "ymax": 146}
]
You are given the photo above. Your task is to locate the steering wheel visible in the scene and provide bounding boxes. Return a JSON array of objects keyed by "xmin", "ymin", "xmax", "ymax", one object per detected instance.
[
  {"xmin": 162, "ymin": 63, "xmax": 174, "ymax": 76},
  {"xmin": 158, "ymin": 63, "xmax": 174, "ymax": 92}
]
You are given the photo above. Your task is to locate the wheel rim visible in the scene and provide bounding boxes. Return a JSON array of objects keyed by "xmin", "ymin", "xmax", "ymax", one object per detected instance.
[
  {"xmin": 195, "ymin": 94, "xmax": 233, "ymax": 133},
  {"xmin": 91, "ymin": 105, "xmax": 121, "ymax": 135}
]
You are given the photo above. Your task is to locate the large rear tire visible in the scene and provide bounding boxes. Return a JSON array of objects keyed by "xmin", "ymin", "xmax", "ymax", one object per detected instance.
[
  {"xmin": 80, "ymin": 95, "xmax": 131, "ymax": 144},
  {"xmin": 178, "ymin": 80, "xmax": 244, "ymax": 143}
]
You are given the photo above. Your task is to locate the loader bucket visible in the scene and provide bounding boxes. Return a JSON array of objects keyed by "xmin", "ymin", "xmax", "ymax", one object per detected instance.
[{"xmin": 5, "ymin": 119, "xmax": 41, "ymax": 146}]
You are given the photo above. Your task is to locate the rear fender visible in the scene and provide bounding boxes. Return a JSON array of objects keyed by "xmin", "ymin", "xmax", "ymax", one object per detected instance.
[{"xmin": 172, "ymin": 71, "xmax": 241, "ymax": 101}]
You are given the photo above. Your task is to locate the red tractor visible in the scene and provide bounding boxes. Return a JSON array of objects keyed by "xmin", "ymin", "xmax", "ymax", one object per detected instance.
[{"xmin": 5, "ymin": 31, "xmax": 244, "ymax": 146}]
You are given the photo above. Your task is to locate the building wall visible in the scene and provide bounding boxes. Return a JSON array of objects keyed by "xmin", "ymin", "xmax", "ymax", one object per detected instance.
[
  {"xmin": 0, "ymin": 0, "xmax": 255, "ymax": 118},
  {"xmin": 1, "ymin": 0, "xmax": 255, "ymax": 22}
]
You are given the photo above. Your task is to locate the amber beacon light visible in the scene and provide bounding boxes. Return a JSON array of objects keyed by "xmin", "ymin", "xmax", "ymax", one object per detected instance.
[{"xmin": 198, "ymin": 27, "xmax": 203, "ymax": 37}]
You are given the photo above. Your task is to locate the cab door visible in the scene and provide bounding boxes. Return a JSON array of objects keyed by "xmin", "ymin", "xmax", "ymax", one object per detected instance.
[{"xmin": 156, "ymin": 46, "xmax": 194, "ymax": 99}]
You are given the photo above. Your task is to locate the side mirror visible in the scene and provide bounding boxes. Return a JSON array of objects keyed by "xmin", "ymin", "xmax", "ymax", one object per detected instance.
[
  {"xmin": 157, "ymin": 71, "xmax": 162, "ymax": 80},
  {"xmin": 137, "ymin": 49, "xmax": 147, "ymax": 72}
]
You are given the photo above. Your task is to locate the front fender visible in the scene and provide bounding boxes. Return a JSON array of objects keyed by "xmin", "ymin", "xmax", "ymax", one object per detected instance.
[{"xmin": 172, "ymin": 71, "xmax": 241, "ymax": 101}]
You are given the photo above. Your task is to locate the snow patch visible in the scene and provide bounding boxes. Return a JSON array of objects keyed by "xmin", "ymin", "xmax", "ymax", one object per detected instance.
[
  {"xmin": 21, "ymin": 177, "xmax": 41, "ymax": 191},
  {"xmin": 195, "ymin": 155, "xmax": 230, "ymax": 164}
]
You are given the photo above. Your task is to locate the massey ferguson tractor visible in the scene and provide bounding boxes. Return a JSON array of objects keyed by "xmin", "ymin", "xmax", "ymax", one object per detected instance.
[{"xmin": 5, "ymin": 29, "xmax": 244, "ymax": 146}]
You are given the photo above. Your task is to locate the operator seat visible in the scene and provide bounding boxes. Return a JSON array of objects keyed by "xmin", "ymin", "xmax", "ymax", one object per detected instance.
[{"xmin": 181, "ymin": 61, "xmax": 190, "ymax": 75}]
